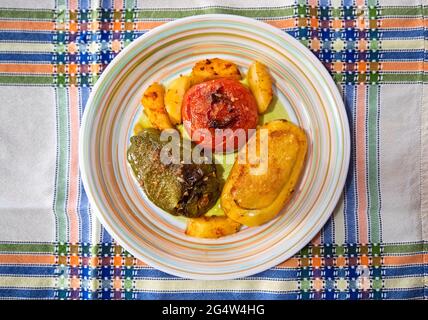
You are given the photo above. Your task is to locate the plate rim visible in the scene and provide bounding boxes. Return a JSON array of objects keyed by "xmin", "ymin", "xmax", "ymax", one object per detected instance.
[{"xmin": 79, "ymin": 13, "xmax": 351, "ymax": 280}]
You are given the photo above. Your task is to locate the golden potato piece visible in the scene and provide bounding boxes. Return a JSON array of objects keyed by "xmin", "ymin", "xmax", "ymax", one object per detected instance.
[
  {"xmin": 247, "ymin": 61, "xmax": 273, "ymax": 114},
  {"xmin": 185, "ymin": 216, "xmax": 241, "ymax": 239},
  {"xmin": 190, "ymin": 58, "xmax": 241, "ymax": 85},
  {"xmin": 141, "ymin": 82, "xmax": 173, "ymax": 130},
  {"xmin": 164, "ymin": 75, "xmax": 191, "ymax": 125},
  {"xmin": 221, "ymin": 120, "xmax": 307, "ymax": 227}
]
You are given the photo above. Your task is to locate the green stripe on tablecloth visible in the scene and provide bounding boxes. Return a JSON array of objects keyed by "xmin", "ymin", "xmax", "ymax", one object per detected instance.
[
  {"xmin": 0, "ymin": 75, "xmax": 53, "ymax": 85},
  {"xmin": 54, "ymin": 87, "xmax": 69, "ymax": 242},
  {"xmin": 368, "ymin": 85, "xmax": 381, "ymax": 243},
  {"xmin": 135, "ymin": 7, "xmax": 294, "ymax": 19},
  {"xmin": 57, "ymin": 0, "xmax": 67, "ymax": 11},
  {"xmin": 382, "ymin": 243, "xmax": 425, "ymax": 254},
  {"xmin": 0, "ymin": 6, "xmax": 424, "ymax": 20},
  {"xmin": 1, "ymin": 74, "xmax": 427, "ymax": 85},
  {"xmin": 0, "ymin": 243, "xmax": 55, "ymax": 253},
  {"xmin": 381, "ymin": 74, "xmax": 422, "ymax": 82},
  {"xmin": 380, "ymin": 7, "xmax": 422, "ymax": 17},
  {"xmin": 0, "ymin": 242, "xmax": 423, "ymax": 254},
  {"xmin": 125, "ymin": 0, "xmax": 135, "ymax": 9},
  {"xmin": 0, "ymin": 9, "xmax": 54, "ymax": 20},
  {"xmin": 131, "ymin": 6, "xmax": 428, "ymax": 20}
]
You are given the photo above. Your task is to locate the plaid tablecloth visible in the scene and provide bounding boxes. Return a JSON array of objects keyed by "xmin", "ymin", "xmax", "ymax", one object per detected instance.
[{"xmin": 0, "ymin": 0, "xmax": 427, "ymax": 300}]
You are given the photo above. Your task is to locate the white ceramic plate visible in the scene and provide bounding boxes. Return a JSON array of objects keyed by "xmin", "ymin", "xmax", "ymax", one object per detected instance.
[{"xmin": 80, "ymin": 14, "xmax": 350, "ymax": 279}]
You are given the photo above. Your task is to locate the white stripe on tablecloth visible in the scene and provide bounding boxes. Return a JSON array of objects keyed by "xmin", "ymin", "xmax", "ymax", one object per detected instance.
[
  {"xmin": 421, "ymin": 84, "xmax": 428, "ymax": 242},
  {"xmin": 133, "ymin": 279, "xmax": 299, "ymax": 292},
  {"xmin": 0, "ymin": 0, "xmax": 55, "ymax": 9},
  {"xmin": 0, "ymin": 43, "xmax": 54, "ymax": 53}
]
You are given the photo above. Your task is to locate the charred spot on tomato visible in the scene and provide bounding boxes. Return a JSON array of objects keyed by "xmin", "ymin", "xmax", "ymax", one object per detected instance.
[
  {"xmin": 208, "ymin": 115, "xmax": 238, "ymax": 129},
  {"xmin": 211, "ymin": 93, "xmax": 221, "ymax": 104}
]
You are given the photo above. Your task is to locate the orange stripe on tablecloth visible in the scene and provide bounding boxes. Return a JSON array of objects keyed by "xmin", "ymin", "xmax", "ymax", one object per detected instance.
[
  {"xmin": 135, "ymin": 259, "xmax": 148, "ymax": 267},
  {"xmin": 355, "ymin": 84, "xmax": 368, "ymax": 244},
  {"xmin": 0, "ymin": 64, "xmax": 53, "ymax": 74},
  {"xmin": 134, "ymin": 257, "xmax": 300, "ymax": 269},
  {"xmin": 0, "ymin": 20, "xmax": 55, "ymax": 31},
  {"xmin": 113, "ymin": 257, "xmax": 300, "ymax": 269},
  {"xmin": 381, "ymin": 61, "xmax": 423, "ymax": 72},
  {"xmin": 265, "ymin": 19, "xmax": 296, "ymax": 29},
  {"xmin": 276, "ymin": 258, "xmax": 300, "ymax": 268},
  {"xmin": 130, "ymin": 255, "xmax": 426, "ymax": 269},
  {"xmin": 0, "ymin": 254, "xmax": 55, "ymax": 265},
  {"xmin": 114, "ymin": 0, "xmax": 124, "ymax": 10},
  {"xmin": 383, "ymin": 254, "xmax": 425, "ymax": 266},
  {"xmin": 67, "ymin": 86, "xmax": 80, "ymax": 244},
  {"xmin": 135, "ymin": 21, "xmax": 166, "ymax": 30},
  {"xmin": 69, "ymin": 0, "xmax": 78, "ymax": 11},
  {"xmin": 311, "ymin": 231, "xmax": 321, "ymax": 245},
  {"xmin": 380, "ymin": 18, "xmax": 423, "ymax": 29}
]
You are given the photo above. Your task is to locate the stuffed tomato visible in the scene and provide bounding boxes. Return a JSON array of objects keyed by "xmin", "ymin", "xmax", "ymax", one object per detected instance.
[{"xmin": 182, "ymin": 78, "xmax": 259, "ymax": 152}]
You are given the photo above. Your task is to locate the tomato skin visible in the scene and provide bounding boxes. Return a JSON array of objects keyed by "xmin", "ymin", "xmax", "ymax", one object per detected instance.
[{"xmin": 182, "ymin": 78, "xmax": 259, "ymax": 152}]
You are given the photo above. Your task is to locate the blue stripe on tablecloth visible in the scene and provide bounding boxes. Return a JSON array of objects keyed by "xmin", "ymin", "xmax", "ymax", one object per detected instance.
[
  {"xmin": 134, "ymin": 32, "xmax": 145, "ymax": 37},
  {"xmin": 79, "ymin": 182, "xmax": 90, "ymax": 243},
  {"xmin": 0, "ymin": 31, "xmax": 54, "ymax": 42},
  {"xmin": 101, "ymin": 0, "xmax": 112, "ymax": 9},
  {"xmin": 133, "ymin": 267, "xmax": 300, "ymax": 279},
  {"xmin": 383, "ymin": 288, "xmax": 425, "ymax": 299},
  {"xmin": 0, "ymin": 53, "xmax": 53, "ymax": 62},
  {"xmin": 343, "ymin": 84, "xmax": 357, "ymax": 243},
  {"xmin": 133, "ymin": 291, "xmax": 300, "ymax": 300},
  {"xmin": 322, "ymin": 217, "xmax": 334, "ymax": 244},
  {"xmin": 0, "ymin": 288, "xmax": 56, "ymax": 299},
  {"xmin": 132, "ymin": 265, "xmax": 423, "ymax": 280},
  {"xmin": 382, "ymin": 265, "xmax": 425, "ymax": 278},
  {"xmin": 381, "ymin": 50, "xmax": 424, "ymax": 60},
  {"xmin": 101, "ymin": 228, "xmax": 112, "ymax": 243},
  {"xmin": 0, "ymin": 265, "xmax": 56, "ymax": 276},
  {"xmin": 80, "ymin": 0, "xmax": 90, "ymax": 9},
  {"xmin": 381, "ymin": 29, "xmax": 424, "ymax": 39}
]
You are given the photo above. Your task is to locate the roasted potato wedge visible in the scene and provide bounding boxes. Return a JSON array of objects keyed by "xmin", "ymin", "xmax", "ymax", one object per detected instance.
[
  {"xmin": 221, "ymin": 120, "xmax": 307, "ymax": 227},
  {"xmin": 190, "ymin": 58, "xmax": 241, "ymax": 85},
  {"xmin": 141, "ymin": 82, "xmax": 173, "ymax": 130},
  {"xmin": 164, "ymin": 75, "xmax": 191, "ymax": 125},
  {"xmin": 186, "ymin": 216, "xmax": 241, "ymax": 238},
  {"xmin": 247, "ymin": 61, "xmax": 273, "ymax": 114}
]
